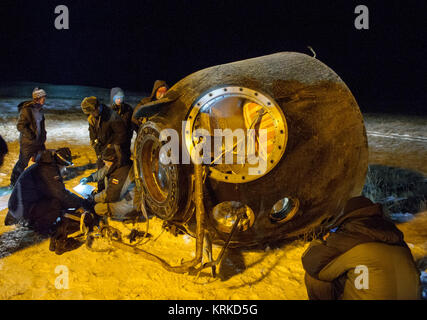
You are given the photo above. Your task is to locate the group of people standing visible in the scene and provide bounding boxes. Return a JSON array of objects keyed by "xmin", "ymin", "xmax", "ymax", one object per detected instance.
[{"xmin": 3, "ymin": 81, "xmax": 169, "ymax": 253}]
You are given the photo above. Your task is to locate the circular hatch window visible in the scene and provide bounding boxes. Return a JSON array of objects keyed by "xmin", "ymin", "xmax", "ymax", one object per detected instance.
[{"xmin": 184, "ymin": 86, "xmax": 288, "ymax": 183}]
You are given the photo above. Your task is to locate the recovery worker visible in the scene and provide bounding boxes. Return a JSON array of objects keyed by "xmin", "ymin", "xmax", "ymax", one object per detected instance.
[
  {"xmin": 5, "ymin": 148, "xmax": 92, "ymax": 235},
  {"xmin": 10, "ymin": 88, "xmax": 48, "ymax": 187},
  {"xmin": 301, "ymin": 196, "xmax": 421, "ymax": 300},
  {"xmin": 110, "ymin": 87, "xmax": 137, "ymax": 161},
  {"xmin": 81, "ymin": 96, "xmax": 128, "ymax": 190},
  {"xmin": 80, "ymin": 147, "xmax": 138, "ymax": 220},
  {"xmin": 131, "ymin": 80, "xmax": 169, "ymax": 126}
]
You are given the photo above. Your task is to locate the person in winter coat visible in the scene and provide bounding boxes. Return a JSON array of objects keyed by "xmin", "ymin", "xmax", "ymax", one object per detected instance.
[
  {"xmin": 110, "ymin": 87, "xmax": 137, "ymax": 160},
  {"xmin": 80, "ymin": 147, "xmax": 138, "ymax": 220},
  {"xmin": 81, "ymin": 96, "xmax": 128, "ymax": 191},
  {"xmin": 301, "ymin": 196, "xmax": 421, "ymax": 300},
  {"xmin": 5, "ymin": 148, "xmax": 91, "ymax": 235},
  {"xmin": 131, "ymin": 80, "xmax": 169, "ymax": 126},
  {"xmin": 10, "ymin": 88, "xmax": 48, "ymax": 187}
]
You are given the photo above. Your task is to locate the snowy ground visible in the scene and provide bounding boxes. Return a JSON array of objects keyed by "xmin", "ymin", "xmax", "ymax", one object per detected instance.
[
  {"xmin": 364, "ymin": 113, "xmax": 427, "ymax": 175},
  {"xmin": 0, "ymin": 84, "xmax": 426, "ymax": 300}
]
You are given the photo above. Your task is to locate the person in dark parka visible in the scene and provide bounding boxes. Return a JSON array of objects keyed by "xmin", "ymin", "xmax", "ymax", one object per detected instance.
[
  {"xmin": 110, "ymin": 87, "xmax": 137, "ymax": 160},
  {"xmin": 80, "ymin": 147, "xmax": 137, "ymax": 220},
  {"xmin": 81, "ymin": 96, "xmax": 128, "ymax": 160},
  {"xmin": 131, "ymin": 80, "xmax": 169, "ymax": 126},
  {"xmin": 81, "ymin": 96, "xmax": 128, "ymax": 192},
  {"xmin": 301, "ymin": 196, "xmax": 421, "ymax": 300},
  {"xmin": 10, "ymin": 88, "xmax": 48, "ymax": 187},
  {"xmin": 5, "ymin": 148, "xmax": 91, "ymax": 235}
]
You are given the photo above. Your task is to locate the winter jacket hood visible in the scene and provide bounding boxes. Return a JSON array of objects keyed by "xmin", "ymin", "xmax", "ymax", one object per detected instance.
[
  {"xmin": 138, "ymin": 80, "xmax": 169, "ymax": 106},
  {"xmin": 21, "ymin": 101, "xmax": 43, "ymax": 112},
  {"xmin": 302, "ymin": 196, "xmax": 407, "ymax": 278},
  {"xmin": 17, "ymin": 100, "xmax": 32, "ymax": 113},
  {"xmin": 149, "ymin": 80, "xmax": 169, "ymax": 101},
  {"xmin": 301, "ymin": 196, "xmax": 420, "ymax": 300},
  {"xmin": 328, "ymin": 196, "xmax": 405, "ymax": 246},
  {"xmin": 110, "ymin": 87, "xmax": 125, "ymax": 104},
  {"xmin": 131, "ymin": 80, "xmax": 174, "ymax": 125}
]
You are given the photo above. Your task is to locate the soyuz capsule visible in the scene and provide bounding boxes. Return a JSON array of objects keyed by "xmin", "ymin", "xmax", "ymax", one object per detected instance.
[{"xmin": 133, "ymin": 52, "xmax": 368, "ymax": 247}]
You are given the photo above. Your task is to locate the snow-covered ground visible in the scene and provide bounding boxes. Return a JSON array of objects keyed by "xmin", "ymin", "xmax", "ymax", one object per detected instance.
[
  {"xmin": 0, "ymin": 83, "xmax": 426, "ymax": 300},
  {"xmin": 364, "ymin": 113, "xmax": 427, "ymax": 175}
]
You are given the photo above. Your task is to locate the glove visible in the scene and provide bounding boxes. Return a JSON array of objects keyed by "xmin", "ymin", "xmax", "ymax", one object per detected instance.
[{"xmin": 80, "ymin": 176, "xmax": 93, "ymax": 184}]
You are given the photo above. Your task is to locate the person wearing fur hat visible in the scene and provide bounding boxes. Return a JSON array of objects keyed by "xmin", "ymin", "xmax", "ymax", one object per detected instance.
[
  {"xmin": 301, "ymin": 196, "xmax": 421, "ymax": 300},
  {"xmin": 81, "ymin": 96, "xmax": 128, "ymax": 183},
  {"xmin": 110, "ymin": 87, "xmax": 137, "ymax": 161},
  {"xmin": 10, "ymin": 87, "xmax": 48, "ymax": 187}
]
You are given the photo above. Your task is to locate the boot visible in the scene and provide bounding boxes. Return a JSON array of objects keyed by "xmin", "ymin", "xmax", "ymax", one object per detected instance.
[
  {"xmin": 4, "ymin": 211, "xmax": 18, "ymax": 226},
  {"xmin": 54, "ymin": 238, "xmax": 82, "ymax": 255}
]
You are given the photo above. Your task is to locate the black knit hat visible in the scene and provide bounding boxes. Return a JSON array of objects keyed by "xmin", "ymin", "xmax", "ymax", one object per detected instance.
[{"xmin": 55, "ymin": 148, "xmax": 73, "ymax": 166}]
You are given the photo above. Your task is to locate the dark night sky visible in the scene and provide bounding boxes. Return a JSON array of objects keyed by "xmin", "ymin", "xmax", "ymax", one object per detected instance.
[{"xmin": 0, "ymin": 0, "xmax": 426, "ymax": 114}]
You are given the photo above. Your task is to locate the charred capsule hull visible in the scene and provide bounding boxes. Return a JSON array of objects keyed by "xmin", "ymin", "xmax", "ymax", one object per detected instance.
[{"xmin": 134, "ymin": 52, "xmax": 368, "ymax": 247}]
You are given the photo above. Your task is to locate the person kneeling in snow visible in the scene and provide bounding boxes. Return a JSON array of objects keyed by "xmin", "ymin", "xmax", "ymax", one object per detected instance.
[
  {"xmin": 301, "ymin": 196, "xmax": 421, "ymax": 300},
  {"xmin": 80, "ymin": 147, "xmax": 138, "ymax": 220},
  {"xmin": 5, "ymin": 148, "xmax": 93, "ymax": 234}
]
